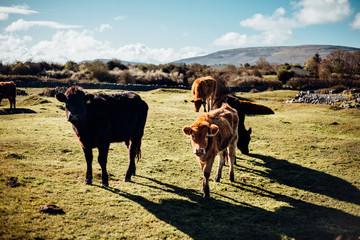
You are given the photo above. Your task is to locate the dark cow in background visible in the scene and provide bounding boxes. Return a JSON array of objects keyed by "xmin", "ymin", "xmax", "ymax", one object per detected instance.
[
  {"xmin": 0, "ymin": 81, "xmax": 16, "ymax": 109},
  {"xmin": 56, "ymin": 86, "xmax": 148, "ymax": 186},
  {"xmin": 212, "ymin": 94, "xmax": 274, "ymax": 155},
  {"xmin": 183, "ymin": 103, "xmax": 239, "ymax": 198}
]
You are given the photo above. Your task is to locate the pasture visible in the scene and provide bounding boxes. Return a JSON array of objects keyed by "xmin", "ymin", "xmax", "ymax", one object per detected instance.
[{"xmin": 0, "ymin": 88, "xmax": 359, "ymax": 239}]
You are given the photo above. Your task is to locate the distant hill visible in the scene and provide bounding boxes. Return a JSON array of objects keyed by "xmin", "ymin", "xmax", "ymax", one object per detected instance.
[{"xmin": 173, "ymin": 45, "xmax": 360, "ymax": 66}]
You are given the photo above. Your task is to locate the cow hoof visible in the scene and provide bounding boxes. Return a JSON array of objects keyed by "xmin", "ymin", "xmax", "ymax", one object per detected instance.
[
  {"xmin": 101, "ymin": 183, "xmax": 109, "ymax": 188},
  {"xmin": 214, "ymin": 176, "xmax": 221, "ymax": 182},
  {"xmin": 229, "ymin": 173, "xmax": 234, "ymax": 182},
  {"xmin": 84, "ymin": 180, "xmax": 92, "ymax": 185},
  {"xmin": 202, "ymin": 193, "xmax": 210, "ymax": 198},
  {"xmin": 123, "ymin": 178, "xmax": 131, "ymax": 182}
]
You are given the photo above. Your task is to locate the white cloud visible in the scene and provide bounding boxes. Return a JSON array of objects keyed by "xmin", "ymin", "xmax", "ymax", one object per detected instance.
[
  {"xmin": 96, "ymin": 24, "xmax": 112, "ymax": 32},
  {"xmin": 0, "ymin": 33, "xmax": 33, "ymax": 62},
  {"xmin": 294, "ymin": 0, "xmax": 351, "ymax": 25},
  {"xmin": 5, "ymin": 19, "xmax": 82, "ymax": 32},
  {"xmin": 114, "ymin": 15, "xmax": 126, "ymax": 21},
  {"xmin": 213, "ymin": 0, "xmax": 352, "ymax": 47},
  {"xmin": 29, "ymin": 30, "xmax": 112, "ymax": 63},
  {"xmin": 213, "ymin": 32, "xmax": 250, "ymax": 46},
  {"xmin": 0, "ymin": 30, "xmax": 205, "ymax": 64},
  {"xmin": 350, "ymin": 12, "xmax": 360, "ymax": 30},
  {"xmin": 0, "ymin": 5, "xmax": 38, "ymax": 20},
  {"xmin": 114, "ymin": 43, "xmax": 206, "ymax": 63}
]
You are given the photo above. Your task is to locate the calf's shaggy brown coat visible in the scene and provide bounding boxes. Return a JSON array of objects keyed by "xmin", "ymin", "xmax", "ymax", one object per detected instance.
[{"xmin": 183, "ymin": 103, "xmax": 239, "ymax": 197}]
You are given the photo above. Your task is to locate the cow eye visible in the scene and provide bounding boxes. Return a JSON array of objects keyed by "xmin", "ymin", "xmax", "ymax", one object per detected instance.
[{"xmin": 191, "ymin": 135, "xmax": 195, "ymax": 139}]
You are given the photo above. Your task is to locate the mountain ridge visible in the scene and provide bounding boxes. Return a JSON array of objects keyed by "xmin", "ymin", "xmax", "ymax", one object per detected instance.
[{"xmin": 173, "ymin": 45, "xmax": 360, "ymax": 66}]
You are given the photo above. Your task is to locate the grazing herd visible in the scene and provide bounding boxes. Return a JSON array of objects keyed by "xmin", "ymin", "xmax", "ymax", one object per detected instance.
[{"xmin": 0, "ymin": 77, "xmax": 274, "ymax": 198}]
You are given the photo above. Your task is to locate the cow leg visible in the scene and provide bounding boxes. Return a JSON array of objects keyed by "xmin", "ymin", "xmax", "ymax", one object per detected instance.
[
  {"xmin": 228, "ymin": 144, "xmax": 236, "ymax": 182},
  {"xmin": 10, "ymin": 96, "xmax": 16, "ymax": 109},
  {"xmin": 214, "ymin": 151, "xmax": 225, "ymax": 182},
  {"xmin": 124, "ymin": 140, "xmax": 138, "ymax": 182},
  {"xmin": 83, "ymin": 148, "xmax": 93, "ymax": 185},
  {"xmin": 8, "ymin": 98, "xmax": 12, "ymax": 109},
  {"xmin": 202, "ymin": 161, "xmax": 214, "ymax": 198},
  {"xmin": 98, "ymin": 144, "xmax": 109, "ymax": 187}
]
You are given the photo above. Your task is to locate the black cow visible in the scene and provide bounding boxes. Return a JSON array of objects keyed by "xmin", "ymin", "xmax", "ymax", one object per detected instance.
[
  {"xmin": 56, "ymin": 86, "xmax": 148, "ymax": 186},
  {"xmin": 212, "ymin": 94, "xmax": 274, "ymax": 155}
]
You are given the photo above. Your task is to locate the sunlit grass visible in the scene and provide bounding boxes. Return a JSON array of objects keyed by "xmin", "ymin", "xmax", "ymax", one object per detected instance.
[{"xmin": 0, "ymin": 88, "xmax": 359, "ymax": 239}]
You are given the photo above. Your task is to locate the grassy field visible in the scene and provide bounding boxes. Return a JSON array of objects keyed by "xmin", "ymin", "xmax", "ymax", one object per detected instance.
[{"xmin": 0, "ymin": 88, "xmax": 359, "ymax": 240}]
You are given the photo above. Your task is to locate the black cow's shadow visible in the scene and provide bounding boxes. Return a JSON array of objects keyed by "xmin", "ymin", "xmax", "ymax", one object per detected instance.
[
  {"xmin": 239, "ymin": 153, "xmax": 360, "ymax": 205},
  {"xmin": 101, "ymin": 174, "xmax": 360, "ymax": 239},
  {"xmin": 0, "ymin": 108, "xmax": 36, "ymax": 115}
]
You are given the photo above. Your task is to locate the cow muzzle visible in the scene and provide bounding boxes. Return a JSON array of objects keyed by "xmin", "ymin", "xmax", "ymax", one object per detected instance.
[
  {"xmin": 194, "ymin": 148, "xmax": 206, "ymax": 156},
  {"xmin": 68, "ymin": 114, "xmax": 80, "ymax": 123}
]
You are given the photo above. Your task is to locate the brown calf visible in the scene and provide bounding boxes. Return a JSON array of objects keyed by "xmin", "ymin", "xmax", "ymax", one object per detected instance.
[
  {"xmin": 183, "ymin": 103, "xmax": 239, "ymax": 198},
  {"xmin": 0, "ymin": 81, "xmax": 16, "ymax": 109},
  {"xmin": 190, "ymin": 76, "xmax": 217, "ymax": 112}
]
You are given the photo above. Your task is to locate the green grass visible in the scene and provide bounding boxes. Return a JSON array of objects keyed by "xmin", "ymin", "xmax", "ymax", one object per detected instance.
[
  {"xmin": 1, "ymin": 88, "xmax": 359, "ymax": 239},
  {"xmin": 239, "ymin": 90, "xmax": 297, "ymax": 102}
]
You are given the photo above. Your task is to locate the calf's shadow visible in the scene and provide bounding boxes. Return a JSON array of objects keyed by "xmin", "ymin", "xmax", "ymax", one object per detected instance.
[
  {"xmin": 102, "ymin": 175, "xmax": 360, "ymax": 240},
  {"xmin": 241, "ymin": 153, "xmax": 360, "ymax": 205}
]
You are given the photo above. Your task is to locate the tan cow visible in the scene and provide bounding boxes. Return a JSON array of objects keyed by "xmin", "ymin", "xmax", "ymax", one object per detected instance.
[
  {"xmin": 183, "ymin": 103, "xmax": 239, "ymax": 198},
  {"xmin": 0, "ymin": 81, "xmax": 16, "ymax": 109},
  {"xmin": 190, "ymin": 76, "xmax": 217, "ymax": 112}
]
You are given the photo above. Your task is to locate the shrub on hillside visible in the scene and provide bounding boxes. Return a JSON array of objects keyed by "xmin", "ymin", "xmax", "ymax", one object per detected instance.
[
  {"xmin": 287, "ymin": 77, "xmax": 360, "ymax": 90},
  {"xmin": 11, "ymin": 62, "xmax": 31, "ymax": 75},
  {"xmin": 106, "ymin": 60, "xmax": 128, "ymax": 71},
  {"xmin": 277, "ymin": 68, "xmax": 294, "ymax": 84},
  {"xmin": 228, "ymin": 76, "xmax": 282, "ymax": 89}
]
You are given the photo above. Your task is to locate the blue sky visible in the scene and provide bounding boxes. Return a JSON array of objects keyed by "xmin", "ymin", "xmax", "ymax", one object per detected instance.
[{"xmin": 1, "ymin": 0, "xmax": 360, "ymax": 64}]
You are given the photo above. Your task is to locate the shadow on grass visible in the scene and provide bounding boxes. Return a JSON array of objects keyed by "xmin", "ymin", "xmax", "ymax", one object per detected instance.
[
  {"xmin": 102, "ymin": 175, "xmax": 360, "ymax": 240},
  {"xmin": 0, "ymin": 108, "xmax": 36, "ymax": 115},
  {"xmin": 243, "ymin": 153, "xmax": 360, "ymax": 205}
]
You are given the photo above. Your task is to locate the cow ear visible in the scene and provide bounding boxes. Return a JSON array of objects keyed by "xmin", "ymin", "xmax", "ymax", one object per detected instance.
[
  {"xmin": 85, "ymin": 94, "xmax": 94, "ymax": 104},
  {"xmin": 55, "ymin": 93, "xmax": 67, "ymax": 103},
  {"xmin": 182, "ymin": 126, "xmax": 192, "ymax": 136},
  {"xmin": 248, "ymin": 127, "xmax": 252, "ymax": 134},
  {"xmin": 208, "ymin": 124, "xmax": 219, "ymax": 137}
]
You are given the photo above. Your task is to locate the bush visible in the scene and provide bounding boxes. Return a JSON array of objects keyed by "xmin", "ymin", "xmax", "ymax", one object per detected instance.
[
  {"xmin": 227, "ymin": 75, "xmax": 282, "ymax": 91},
  {"xmin": 252, "ymin": 69, "xmax": 262, "ymax": 78},
  {"xmin": 106, "ymin": 60, "xmax": 128, "ymax": 71},
  {"xmin": 11, "ymin": 62, "xmax": 31, "ymax": 75},
  {"xmin": 287, "ymin": 77, "xmax": 360, "ymax": 90},
  {"xmin": 277, "ymin": 68, "xmax": 294, "ymax": 84},
  {"xmin": 64, "ymin": 61, "xmax": 79, "ymax": 72}
]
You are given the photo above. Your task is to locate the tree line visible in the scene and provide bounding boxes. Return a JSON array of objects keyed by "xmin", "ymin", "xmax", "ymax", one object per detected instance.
[{"xmin": 1, "ymin": 49, "xmax": 359, "ymax": 91}]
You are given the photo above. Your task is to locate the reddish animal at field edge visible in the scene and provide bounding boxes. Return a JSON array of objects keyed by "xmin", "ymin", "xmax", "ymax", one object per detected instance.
[
  {"xmin": 212, "ymin": 94, "xmax": 274, "ymax": 155},
  {"xmin": 56, "ymin": 86, "xmax": 148, "ymax": 186},
  {"xmin": 0, "ymin": 81, "xmax": 16, "ymax": 109},
  {"xmin": 183, "ymin": 103, "xmax": 239, "ymax": 198},
  {"xmin": 190, "ymin": 76, "xmax": 217, "ymax": 112}
]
